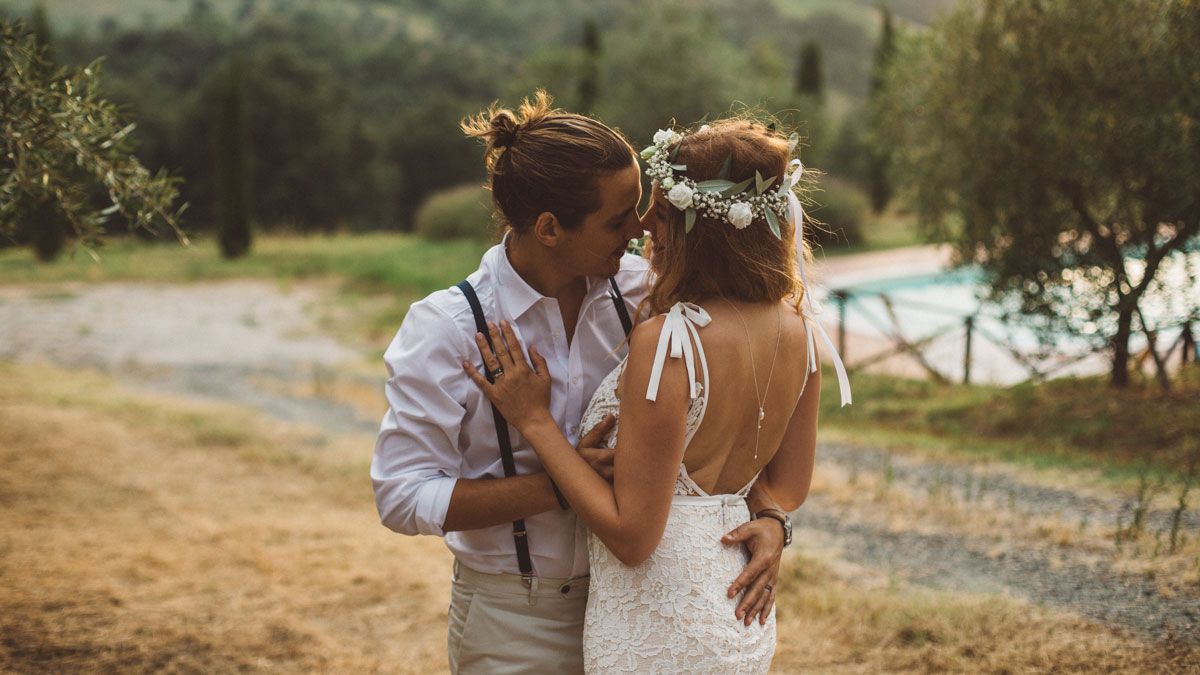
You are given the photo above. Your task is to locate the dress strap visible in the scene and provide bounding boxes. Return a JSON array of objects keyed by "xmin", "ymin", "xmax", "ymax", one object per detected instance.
[{"xmin": 645, "ymin": 302, "xmax": 711, "ymax": 403}]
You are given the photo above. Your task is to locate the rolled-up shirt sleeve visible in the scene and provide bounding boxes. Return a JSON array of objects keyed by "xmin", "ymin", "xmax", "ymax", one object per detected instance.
[{"xmin": 371, "ymin": 299, "xmax": 468, "ymax": 537}]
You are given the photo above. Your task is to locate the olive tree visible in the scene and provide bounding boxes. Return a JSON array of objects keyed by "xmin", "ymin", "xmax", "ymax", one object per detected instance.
[
  {"xmin": 1, "ymin": 20, "xmax": 185, "ymax": 257},
  {"xmin": 878, "ymin": 0, "xmax": 1200, "ymax": 386}
]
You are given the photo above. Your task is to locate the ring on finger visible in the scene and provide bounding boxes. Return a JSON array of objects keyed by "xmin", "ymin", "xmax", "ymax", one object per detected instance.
[
  {"xmin": 488, "ymin": 366, "xmax": 505, "ymax": 378},
  {"xmin": 764, "ymin": 584, "xmax": 774, "ymax": 593}
]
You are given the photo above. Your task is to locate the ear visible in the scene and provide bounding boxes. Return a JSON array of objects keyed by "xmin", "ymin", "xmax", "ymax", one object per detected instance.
[{"xmin": 531, "ymin": 211, "xmax": 564, "ymax": 247}]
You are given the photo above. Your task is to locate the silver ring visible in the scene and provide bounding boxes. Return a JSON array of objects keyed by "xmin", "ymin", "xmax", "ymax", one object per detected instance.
[
  {"xmin": 488, "ymin": 366, "xmax": 504, "ymax": 379},
  {"xmin": 764, "ymin": 584, "xmax": 774, "ymax": 593}
]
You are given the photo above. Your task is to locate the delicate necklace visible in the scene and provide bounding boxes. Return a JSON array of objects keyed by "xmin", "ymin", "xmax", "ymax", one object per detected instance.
[{"xmin": 724, "ymin": 299, "xmax": 782, "ymax": 460}]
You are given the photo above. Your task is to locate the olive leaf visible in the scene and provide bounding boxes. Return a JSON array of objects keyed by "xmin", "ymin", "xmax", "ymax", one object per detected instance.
[
  {"xmin": 695, "ymin": 179, "xmax": 735, "ymax": 192},
  {"xmin": 755, "ymin": 171, "xmax": 776, "ymax": 195},
  {"xmin": 764, "ymin": 207, "xmax": 782, "ymax": 240},
  {"xmin": 685, "ymin": 207, "xmax": 697, "ymax": 232},
  {"xmin": 717, "ymin": 153, "xmax": 733, "ymax": 180},
  {"xmin": 721, "ymin": 177, "xmax": 753, "ymax": 197}
]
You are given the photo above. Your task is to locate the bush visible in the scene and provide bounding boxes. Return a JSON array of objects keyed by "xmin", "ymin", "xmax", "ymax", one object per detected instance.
[
  {"xmin": 413, "ymin": 184, "xmax": 496, "ymax": 241},
  {"xmin": 808, "ymin": 178, "xmax": 867, "ymax": 247}
]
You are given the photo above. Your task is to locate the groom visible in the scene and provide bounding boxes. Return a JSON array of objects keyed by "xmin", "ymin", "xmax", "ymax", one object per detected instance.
[{"xmin": 371, "ymin": 94, "xmax": 784, "ymax": 674}]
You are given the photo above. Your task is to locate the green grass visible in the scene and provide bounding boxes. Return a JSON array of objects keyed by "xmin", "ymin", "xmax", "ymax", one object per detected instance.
[
  {"xmin": 815, "ymin": 207, "xmax": 927, "ymax": 258},
  {"xmin": 820, "ymin": 369, "xmax": 1200, "ymax": 483},
  {"xmin": 0, "ymin": 233, "xmax": 491, "ymax": 296}
]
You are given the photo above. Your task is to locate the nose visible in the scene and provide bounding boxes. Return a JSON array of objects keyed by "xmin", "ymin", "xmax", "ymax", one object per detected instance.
[
  {"xmin": 623, "ymin": 210, "xmax": 644, "ymax": 240},
  {"xmin": 638, "ymin": 208, "xmax": 656, "ymax": 237}
]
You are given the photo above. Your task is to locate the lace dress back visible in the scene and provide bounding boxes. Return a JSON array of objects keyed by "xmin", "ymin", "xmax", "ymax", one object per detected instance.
[{"xmin": 578, "ymin": 302, "xmax": 776, "ymax": 674}]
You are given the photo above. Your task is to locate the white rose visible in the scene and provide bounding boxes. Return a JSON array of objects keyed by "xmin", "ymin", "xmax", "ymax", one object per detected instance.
[
  {"xmin": 667, "ymin": 183, "xmax": 694, "ymax": 210},
  {"xmin": 727, "ymin": 202, "xmax": 754, "ymax": 229},
  {"xmin": 660, "ymin": 177, "xmax": 675, "ymax": 190},
  {"xmin": 653, "ymin": 129, "xmax": 677, "ymax": 145}
]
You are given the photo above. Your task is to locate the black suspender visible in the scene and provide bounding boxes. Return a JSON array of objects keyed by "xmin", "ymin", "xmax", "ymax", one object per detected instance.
[
  {"xmin": 454, "ymin": 277, "xmax": 633, "ymax": 583},
  {"xmin": 456, "ymin": 280, "xmax": 536, "ymax": 582},
  {"xmin": 608, "ymin": 277, "xmax": 633, "ymax": 337}
]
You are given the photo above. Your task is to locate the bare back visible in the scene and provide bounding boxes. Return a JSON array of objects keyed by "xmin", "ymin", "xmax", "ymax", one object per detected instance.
[{"xmin": 674, "ymin": 300, "xmax": 814, "ymax": 495}]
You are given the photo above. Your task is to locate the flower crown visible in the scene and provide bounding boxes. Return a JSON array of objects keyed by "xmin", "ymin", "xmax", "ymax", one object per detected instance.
[{"xmin": 640, "ymin": 127, "xmax": 804, "ymax": 238}]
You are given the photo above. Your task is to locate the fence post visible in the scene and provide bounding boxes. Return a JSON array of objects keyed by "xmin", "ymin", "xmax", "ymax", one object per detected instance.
[
  {"xmin": 963, "ymin": 315, "xmax": 974, "ymax": 385},
  {"xmin": 1184, "ymin": 322, "xmax": 1195, "ymax": 365},
  {"xmin": 833, "ymin": 290, "xmax": 848, "ymax": 362}
]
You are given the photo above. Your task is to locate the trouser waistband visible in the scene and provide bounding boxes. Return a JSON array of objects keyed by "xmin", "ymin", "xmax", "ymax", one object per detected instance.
[{"xmin": 453, "ymin": 559, "xmax": 589, "ymax": 606}]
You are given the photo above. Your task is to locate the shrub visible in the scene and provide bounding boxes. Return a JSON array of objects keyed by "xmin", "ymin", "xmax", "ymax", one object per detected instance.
[
  {"xmin": 413, "ymin": 184, "xmax": 496, "ymax": 241},
  {"xmin": 808, "ymin": 178, "xmax": 867, "ymax": 247}
]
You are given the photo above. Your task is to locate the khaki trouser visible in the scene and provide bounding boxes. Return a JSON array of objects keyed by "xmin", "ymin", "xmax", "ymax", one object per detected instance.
[{"xmin": 447, "ymin": 560, "xmax": 589, "ymax": 675}]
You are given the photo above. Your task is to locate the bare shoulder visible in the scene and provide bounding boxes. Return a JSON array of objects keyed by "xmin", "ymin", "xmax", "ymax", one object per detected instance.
[{"xmin": 628, "ymin": 314, "xmax": 668, "ymax": 359}]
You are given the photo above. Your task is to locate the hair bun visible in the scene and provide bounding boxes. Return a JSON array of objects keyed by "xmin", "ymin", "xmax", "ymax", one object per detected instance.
[{"xmin": 490, "ymin": 111, "xmax": 520, "ymax": 150}]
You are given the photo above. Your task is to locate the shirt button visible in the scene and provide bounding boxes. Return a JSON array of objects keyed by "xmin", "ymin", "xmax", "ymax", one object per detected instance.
[
  {"xmin": 571, "ymin": 376, "xmax": 579, "ymax": 385},
  {"xmin": 553, "ymin": 331, "xmax": 562, "ymax": 339},
  {"xmin": 561, "ymin": 584, "xmax": 571, "ymax": 594}
]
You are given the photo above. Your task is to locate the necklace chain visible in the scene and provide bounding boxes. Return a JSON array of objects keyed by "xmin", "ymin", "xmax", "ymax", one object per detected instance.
[{"xmin": 725, "ymin": 299, "xmax": 782, "ymax": 460}]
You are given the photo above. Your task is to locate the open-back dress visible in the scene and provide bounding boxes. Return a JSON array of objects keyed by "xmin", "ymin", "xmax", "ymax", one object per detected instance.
[{"xmin": 578, "ymin": 301, "xmax": 806, "ymax": 674}]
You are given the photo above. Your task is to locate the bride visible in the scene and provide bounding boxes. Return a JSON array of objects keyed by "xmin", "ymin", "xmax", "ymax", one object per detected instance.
[{"xmin": 463, "ymin": 119, "xmax": 849, "ymax": 673}]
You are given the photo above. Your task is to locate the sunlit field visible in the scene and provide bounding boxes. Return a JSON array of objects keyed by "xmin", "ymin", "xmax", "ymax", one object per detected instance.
[{"xmin": 3, "ymin": 362, "xmax": 1195, "ymax": 673}]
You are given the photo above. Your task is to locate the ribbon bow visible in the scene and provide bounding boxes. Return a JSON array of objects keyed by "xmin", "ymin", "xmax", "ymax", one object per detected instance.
[{"xmin": 646, "ymin": 302, "xmax": 711, "ymax": 402}]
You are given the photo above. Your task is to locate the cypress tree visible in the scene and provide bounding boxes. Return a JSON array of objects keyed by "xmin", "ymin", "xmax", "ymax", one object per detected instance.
[
  {"xmin": 578, "ymin": 17, "xmax": 600, "ymax": 114},
  {"xmin": 216, "ymin": 54, "xmax": 252, "ymax": 259},
  {"xmin": 867, "ymin": 4, "xmax": 896, "ymax": 212},
  {"xmin": 796, "ymin": 40, "xmax": 823, "ymax": 101}
]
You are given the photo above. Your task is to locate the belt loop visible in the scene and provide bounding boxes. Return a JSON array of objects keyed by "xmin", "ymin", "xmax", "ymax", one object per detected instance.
[{"xmin": 526, "ymin": 575, "xmax": 539, "ymax": 605}]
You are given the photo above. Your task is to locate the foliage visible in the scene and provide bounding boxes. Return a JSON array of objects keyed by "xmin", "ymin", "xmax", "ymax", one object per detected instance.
[
  {"xmin": 413, "ymin": 184, "xmax": 496, "ymax": 242},
  {"xmin": 809, "ymin": 177, "xmax": 867, "ymax": 246},
  {"xmin": 0, "ymin": 1, "xmax": 955, "ymax": 236},
  {"xmin": 878, "ymin": 0, "xmax": 1200, "ymax": 386},
  {"xmin": 0, "ymin": 19, "xmax": 185, "ymax": 255}
]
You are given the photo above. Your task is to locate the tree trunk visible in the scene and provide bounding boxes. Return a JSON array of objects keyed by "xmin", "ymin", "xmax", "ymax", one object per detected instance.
[{"xmin": 1111, "ymin": 301, "xmax": 1135, "ymax": 387}]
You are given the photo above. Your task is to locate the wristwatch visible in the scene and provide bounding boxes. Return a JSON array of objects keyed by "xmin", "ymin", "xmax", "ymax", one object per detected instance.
[{"xmin": 754, "ymin": 508, "xmax": 792, "ymax": 547}]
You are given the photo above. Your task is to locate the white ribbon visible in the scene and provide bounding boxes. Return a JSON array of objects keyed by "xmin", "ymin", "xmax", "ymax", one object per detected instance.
[
  {"xmin": 785, "ymin": 158, "xmax": 852, "ymax": 407},
  {"xmin": 646, "ymin": 302, "xmax": 712, "ymax": 402}
]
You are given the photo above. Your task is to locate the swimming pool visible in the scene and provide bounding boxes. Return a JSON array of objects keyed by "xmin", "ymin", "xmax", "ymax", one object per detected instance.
[{"xmin": 816, "ymin": 252, "xmax": 1198, "ymax": 385}]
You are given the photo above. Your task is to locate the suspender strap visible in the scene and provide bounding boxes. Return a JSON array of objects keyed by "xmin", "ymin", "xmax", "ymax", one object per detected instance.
[
  {"xmin": 608, "ymin": 277, "xmax": 632, "ymax": 337},
  {"xmin": 456, "ymin": 280, "xmax": 535, "ymax": 582}
]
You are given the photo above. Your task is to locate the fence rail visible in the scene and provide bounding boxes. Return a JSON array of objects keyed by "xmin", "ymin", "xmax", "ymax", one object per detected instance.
[{"xmin": 826, "ymin": 288, "xmax": 1197, "ymax": 387}]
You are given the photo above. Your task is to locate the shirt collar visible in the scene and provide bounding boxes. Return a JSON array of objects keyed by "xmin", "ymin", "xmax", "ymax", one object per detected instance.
[{"xmin": 488, "ymin": 231, "xmax": 621, "ymax": 320}]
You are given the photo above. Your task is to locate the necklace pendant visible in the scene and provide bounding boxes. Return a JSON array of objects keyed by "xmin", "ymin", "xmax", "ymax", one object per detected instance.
[{"xmin": 758, "ymin": 408, "xmax": 765, "ymax": 422}]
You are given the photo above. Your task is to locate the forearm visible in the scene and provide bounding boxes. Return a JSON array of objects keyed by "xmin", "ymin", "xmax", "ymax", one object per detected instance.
[
  {"xmin": 745, "ymin": 481, "xmax": 779, "ymax": 516},
  {"xmin": 442, "ymin": 473, "xmax": 562, "ymax": 532},
  {"xmin": 521, "ymin": 420, "xmax": 628, "ymax": 543}
]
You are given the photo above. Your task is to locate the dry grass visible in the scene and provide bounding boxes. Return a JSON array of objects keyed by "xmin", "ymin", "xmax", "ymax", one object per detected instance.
[
  {"xmin": 773, "ymin": 552, "xmax": 1199, "ymax": 674},
  {"xmin": 2, "ymin": 362, "xmax": 1195, "ymax": 673},
  {"xmin": 0, "ymin": 362, "xmax": 452, "ymax": 673}
]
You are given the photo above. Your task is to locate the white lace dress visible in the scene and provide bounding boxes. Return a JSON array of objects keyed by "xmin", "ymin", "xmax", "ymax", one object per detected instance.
[{"xmin": 577, "ymin": 302, "xmax": 776, "ymax": 674}]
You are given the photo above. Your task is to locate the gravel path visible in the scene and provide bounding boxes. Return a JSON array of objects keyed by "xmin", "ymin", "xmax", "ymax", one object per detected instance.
[{"xmin": 3, "ymin": 280, "xmax": 1197, "ymax": 646}]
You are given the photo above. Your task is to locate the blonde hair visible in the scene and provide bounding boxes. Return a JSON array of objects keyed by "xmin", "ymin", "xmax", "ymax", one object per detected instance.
[
  {"xmin": 462, "ymin": 90, "xmax": 635, "ymax": 233},
  {"xmin": 645, "ymin": 119, "xmax": 814, "ymax": 316}
]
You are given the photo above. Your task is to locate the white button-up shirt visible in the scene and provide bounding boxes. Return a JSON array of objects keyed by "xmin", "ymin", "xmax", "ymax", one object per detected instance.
[{"xmin": 371, "ymin": 242, "xmax": 651, "ymax": 578}]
